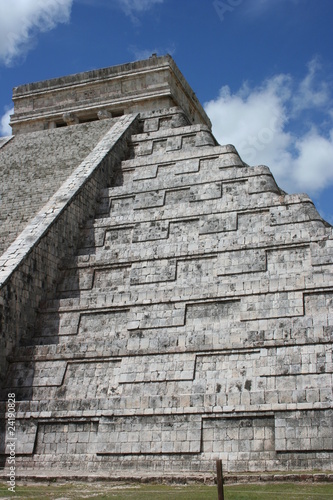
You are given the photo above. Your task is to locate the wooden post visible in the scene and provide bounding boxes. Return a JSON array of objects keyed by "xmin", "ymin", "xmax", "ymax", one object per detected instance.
[{"xmin": 216, "ymin": 459, "xmax": 224, "ymax": 500}]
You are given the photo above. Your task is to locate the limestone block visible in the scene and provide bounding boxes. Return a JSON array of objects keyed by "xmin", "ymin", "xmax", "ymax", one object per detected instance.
[
  {"xmin": 104, "ymin": 226, "xmax": 133, "ymax": 248},
  {"xmin": 218, "ymin": 152, "xmax": 243, "ymax": 168},
  {"xmin": 79, "ymin": 310, "xmax": 128, "ymax": 340},
  {"xmin": 190, "ymin": 182, "xmax": 222, "ymax": 202},
  {"xmin": 42, "ymin": 311, "xmax": 80, "ymax": 337},
  {"xmin": 132, "ymin": 221, "xmax": 169, "ymax": 242},
  {"xmin": 267, "ymin": 246, "xmax": 312, "ymax": 277},
  {"xmin": 270, "ymin": 201, "xmax": 323, "ymax": 226},
  {"xmin": 110, "ymin": 195, "xmax": 135, "ymax": 215},
  {"xmin": 164, "ymin": 187, "xmax": 192, "ymax": 205},
  {"xmin": 174, "ymin": 158, "xmax": 200, "ymax": 175},
  {"xmin": 195, "ymin": 130, "xmax": 215, "ymax": 147},
  {"xmin": 35, "ymin": 421, "xmax": 98, "ymax": 455},
  {"xmin": 134, "ymin": 190, "xmax": 165, "ymax": 209},
  {"xmin": 6, "ymin": 360, "xmax": 66, "ymax": 387},
  {"xmin": 311, "ymin": 240, "xmax": 333, "ymax": 266},
  {"xmin": 130, "ymin": 258, "xmax": 176, "ymax": 285},
  {"xmin": 151, "ymin": 139, "xmax": 167, "ymax": 154},
  {"xmin": 217, "ymin": 249, "xmax": 267, "ymax": 276},
  {"xmin": 78, "ymin": 226, "xmax": 101, "ymax": 249},
  {"xmin": 176, "ymin": 256, "xmax": 216, "ymax": 284},
  {"xmin": 96, "ymin": 415, "xmax": 202, "ymax": 455},
  {"xmin": 202, "ymin": 417, "xmax": 274, "ymax": 454},
  {"xmin": 305, "ymin": 292, "xmax": 333, "ymax": 325},
  {"xmin": 135, "ymin": 140, "xmax": 153, "ymax": 156},
  {"xmin": 275, "ymin": 410, "xmax": 333, "ymax": 451},
  {"xmin": 143, "ymin": 117, "xmax": 159, "ymax": 132},
  {"xmin": 127, "ymin": 303, "xmax": 186, "ymax": 330},
  {"xmin": 166, "ymin": 136, "xmax": 182, "ymax": 151},
  {"xmin": 168, "ymin": 219, "xmax": 199, "ymax": 240},
  {"xmin": 4, "ymin": 420, "xmax": 37, "ymax": 455},
  {"xmin": 240, "ymin": 291, "xmax": 304, "ymax": 321},
  {"xmin": 133, "ymin": 164, "xmax": 158, "ymax": 181},
  {"xmin": 58, "ymin": 267, "xmax": 94, "ymax": 292},
  {"xmin": 237, "ymin": 210, "xmax": 270, "ymax": 233},
  {"xmin": 199, "ymin": 213, "xmax": 237, "ymax": 234},
  {"xmin": 59, "ymin": 359, "xmax": 121, "ymax": 399},
  {"xmin": 119, "ymin": 353, "xmax": 196, "ymax": 384},
  {"xmin": 248, "ymin": 171, "xmax": 280, "ymax": 194},
  {"xmin": 169, "ymin": 113, "xmax": 189, "ymax": 129},
  {"xmin": 181, "ymin": 134, "xmax": 196, "ymax": 149},
  {"xmin": 93, "ymin": 265, "xmax": 131, "ymax": 289}
]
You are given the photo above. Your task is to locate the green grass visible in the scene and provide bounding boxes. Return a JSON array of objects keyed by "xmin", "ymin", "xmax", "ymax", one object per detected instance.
[{"xmin": 0, "ymin": 481, "xmax": 333, "ymax": 499}]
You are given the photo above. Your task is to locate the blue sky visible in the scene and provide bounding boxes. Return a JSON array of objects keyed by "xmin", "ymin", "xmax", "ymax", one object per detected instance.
[{"xmin": 0, "ymin": 0, "xmax": 332, "ymax": 222}]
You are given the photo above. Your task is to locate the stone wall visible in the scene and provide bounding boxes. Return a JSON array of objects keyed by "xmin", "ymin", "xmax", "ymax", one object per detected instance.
[
  {"xmin": 0, "ymin": 114, "xmax": 140, "ymax": 384},
  {"xmin": 10, "ymin": 55, "xmax": 210, "ymax": 134},
  {"xmin": 1, "ymin": 107, "xmax": 332, "ymax": 476},
  {"xmin": 0, "ymin": 119, "xmax": 118, "ymax": 255}
]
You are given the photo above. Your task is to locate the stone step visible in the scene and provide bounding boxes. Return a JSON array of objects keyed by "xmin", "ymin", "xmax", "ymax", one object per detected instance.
[
  {"xmin": 139, "ymin": 106, "xmax": 191, "ymax": 132},
  {"xmin": 94, "ymin": 191, "xmax": 321, "ymax": 231},
  {"xmin": 2, "ymin": 384, "xmax": 332, "ymax": 417},
  {"xmin": 97, "ymin": 164, "xmax": 277, "ymax": 202},
  {"xmin": 9, "ymin": 321, "xmax": 333, "ymax": 365},
  {"xmin": 73, "ymin": 219, "xmax": 325, "ymax": 273},
  {"xmin": 129, "ymin": 124, "xmax": 216, "ymax": 158},
  {"xmin": 53, "ymin": 250, "xmax": 316, "ymax": 306},
  {"xmin": 60, "ymin": 219, "xmax": 329, "ymax": 283},
  {"xmin": 56, "ymin": 242, "xmax": 315, "ymax": 290},
  {"xmin": 28, "ymin": 286, "xmax": 333, "ymax": 349},
  {"xmin": 2, "ymin": 347, "xmax": 332, "ymax": 412},
  {"xmin": 121, "ymin": 143, "xmax": 240, "ymax": 169}
]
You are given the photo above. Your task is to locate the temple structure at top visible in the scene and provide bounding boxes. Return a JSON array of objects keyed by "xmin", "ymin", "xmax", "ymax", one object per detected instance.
[{"xmin": 10, "ymin": 54, "xmax": 210, "ymax": 134}]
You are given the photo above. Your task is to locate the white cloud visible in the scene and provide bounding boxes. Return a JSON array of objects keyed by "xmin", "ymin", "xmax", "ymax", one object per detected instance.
[
  {"xmin": 117, "ymin": 0, "xmax": 164, "ymax": 22},
  {"xmin": 0, "ymin": 107, "xmax": 13, "ymax": 136},
  {"xmin": 129, "ymin": 43, "xmax": 175, "ymax": 61},
  {"xmin": 75, "ymin": 0, "xmax": 163, "ymax": 10},
  {"xmin": 75, "ymin": 0, "xmax": 164, "ymax": 23},
  {"xmin": 291, "ymin": 129, "xmax": 333, "ymax": 192},
  {"xmin": 204, "ymin": 59, "xmax": 333, "ymax": 196},
  {"xmin": 119, "ymin": 0, "xmax": 164, "ymax": 14},
  {"xmin": 118, "ymin": 0, "xmax": 164, "ymax": 12},
  {"xmin": 291, "ymin": 58, "xmax": 330, "ymax": 114},
  {"xmin": 0, "ymin": 0, "xmax": 73, "ymax": 66},
  {"xmin": 129, "ymin": 47, "xmax": 160, "ymax": 60}
]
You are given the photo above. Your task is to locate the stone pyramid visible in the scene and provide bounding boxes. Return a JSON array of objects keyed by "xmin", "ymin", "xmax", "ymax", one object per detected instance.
[{"xmin": 0, "ymin": 55, "xmax": 332, "ymax": 478}]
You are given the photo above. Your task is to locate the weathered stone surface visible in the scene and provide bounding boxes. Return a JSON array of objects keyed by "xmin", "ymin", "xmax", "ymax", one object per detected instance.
[
  {"xmin": 0, "ymin": 119, "xmax": 118, "ymax": 255},
  {"xmin": 0, "ymin": 56, "xmax": 332, "ymax": 478},
  {"xmin": 0, "ymin": 114, "xmax": 140, "ymax": 384},
  {"xmin": 10, "ymin": 55, "xmax": 210, "ymax": 135}
]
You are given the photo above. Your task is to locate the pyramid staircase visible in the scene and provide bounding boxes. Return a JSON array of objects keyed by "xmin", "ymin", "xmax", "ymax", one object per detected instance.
[{"xmin": 1, "ymin": 106, "xmax": 333, "ymax": 477}]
